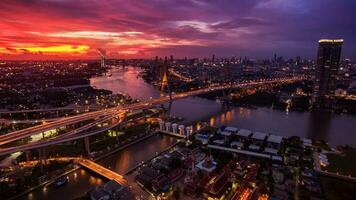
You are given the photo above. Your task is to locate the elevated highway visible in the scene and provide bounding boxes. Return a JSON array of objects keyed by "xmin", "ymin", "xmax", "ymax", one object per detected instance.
[{"xmin": 0, "ymin": 77, "xmax": 303, "ymax": 155}]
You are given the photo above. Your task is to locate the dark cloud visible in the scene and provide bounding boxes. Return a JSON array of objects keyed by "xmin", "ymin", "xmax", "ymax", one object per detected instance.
[
  {"xmin": 211, "ymin": 17, "xmax": 268, "ymax": 30},
  {"xmin": 0, "ymin": 0, "xmax": 355, "ymax": 59}
]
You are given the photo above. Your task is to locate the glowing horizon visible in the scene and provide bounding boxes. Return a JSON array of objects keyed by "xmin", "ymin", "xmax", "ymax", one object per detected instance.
[{"xmin": 0, "ymin": 0, "xmax": 355, "ymax": 60}]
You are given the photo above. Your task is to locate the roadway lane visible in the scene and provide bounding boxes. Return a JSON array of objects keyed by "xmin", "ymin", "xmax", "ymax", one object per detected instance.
[
  {"xmin": 77, "ymin": 159, "xmax": 127, "ymax": 185},
  {"xmin": 0, "ymin": 119, "xmax": 124, "ymax": 156},
  {"xmin": 0, "ymin": 77, "xmax": 302, "ymax": 148},
  {"xmin": 0, "ymin": 109, "xmax": 119, "ymax": 145}
]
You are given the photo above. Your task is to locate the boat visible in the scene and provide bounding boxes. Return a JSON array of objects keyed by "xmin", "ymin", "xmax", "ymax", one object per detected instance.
[{"xmin": 53, "ymin": 176, "xmax": 69, "ymax": 188}]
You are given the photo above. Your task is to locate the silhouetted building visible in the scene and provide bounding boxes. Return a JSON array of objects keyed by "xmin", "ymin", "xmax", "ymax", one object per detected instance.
[{"xmin": 312, "ymin": 39, "xmax": 343, "ymax": 108}]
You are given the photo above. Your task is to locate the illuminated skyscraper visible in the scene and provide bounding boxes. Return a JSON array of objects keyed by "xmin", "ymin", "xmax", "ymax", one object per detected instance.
[{"xmin": 312, "ymin": 39, "xmax": 343, "ymax": 108}]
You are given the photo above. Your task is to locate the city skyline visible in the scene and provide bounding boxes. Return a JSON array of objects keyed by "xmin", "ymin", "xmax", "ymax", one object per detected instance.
[
  {"xmin": 0, "ymin": 0, "xmax": 356, "ymax": 60},
  {"xmin": 0, "ymin": 1, "xmax": 355, "ymax": 200}
]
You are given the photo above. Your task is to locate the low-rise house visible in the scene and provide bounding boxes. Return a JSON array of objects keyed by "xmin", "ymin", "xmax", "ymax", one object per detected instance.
[
  {"xmin": 231, "ymin": 129, "xmax": 251, "ymax": 149},
  {"xmin": 90, "ymin": 188, "xmax": 110, "ymax": 200},
  {"xmin": 249, "ymin": 132, "xmax": 267, "ymax": 151},
  {"xmin": 136, "ymin": 166, "xmax": 161, "ymax": 187},
  {"xmin": 264, "ymin": 135, "xmax": 283, "ymax": 155},
  {"xmin": 152, "ymin": 174, "xmax": 169, "ymax": 193},
  {"xmin": 90, "ymin": 180, "xmax": 133, "ymax": 200},
  {"xmin": 204, "ymin": 172, "xmax": 230, "ymax": 199}
]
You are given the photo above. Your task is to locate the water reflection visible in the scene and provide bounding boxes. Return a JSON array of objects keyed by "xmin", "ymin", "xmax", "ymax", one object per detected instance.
[
  {"xmin": 91, "ymin": 66, "xmax": 356, "ymax": 146},
  {"xmin": 98, "ymin": 134, "xmax": 177, "ymax": 174},
  {"xmin": 90, "ymin": 67, "xmax": 160, "ymax": 100},
  {"xmin": 21, "ymin": 135, "xmax": 177, "ymax": 200},
  {"xmin": 205, "ymin": 106, "xmax": 355, "ymax": 146},
  {"xmin": 20, "ymin": 169, "xmax": 101, "ymax": 200},
  {"xmin": 19, "ymin": 66, "xmax": 356, "ymax": 200},
  {"xmin": 307, "ymin": 111, "xmax": 332, "ymax": 142}
]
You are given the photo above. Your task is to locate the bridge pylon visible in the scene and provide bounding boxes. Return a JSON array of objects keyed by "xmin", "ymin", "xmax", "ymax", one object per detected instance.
[
  {"xmin": 160, "ymin": 100, "xmax": 173, "ymax": 120},
  {"xmin": 160, "ymin": 57, "xmax": 172, "ymax": 100},
  {"xmin": 159, "ymin": 57, "xmax": 173, "ymax": 120},
  {"xmin": 38, "ymin": 148, "xmax": 47, "ymax": 172}
]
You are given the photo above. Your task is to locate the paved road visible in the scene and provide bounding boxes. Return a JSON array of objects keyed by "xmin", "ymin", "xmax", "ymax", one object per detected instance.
[{"xmin": 0, "ymin": 77, "xmax": 303, "ymax": 155}]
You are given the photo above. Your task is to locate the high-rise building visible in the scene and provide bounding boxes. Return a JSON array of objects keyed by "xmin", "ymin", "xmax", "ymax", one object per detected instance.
[{"xmin": 312, "ymin": 39, "xmax": 343, "ymax": 108}]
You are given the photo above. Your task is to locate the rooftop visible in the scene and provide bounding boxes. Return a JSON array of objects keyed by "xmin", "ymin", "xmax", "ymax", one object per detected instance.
[
  {"xmin": 103, "ymin": 180, "xmax": 123, "ymax": 192},
  {"xmin": 237, "ymin": 129, "xmax": 252, "ymax": 137},
  {"xmin": 251, "ymin": 131, "xmax": 267, "ymax": 140},
  {"xmin": 267, "ymin": 135, "xmax": 283, "ymax": 144},
  {"xmin": 318, "ymin": 39, "xmax": 344, "ymax": 43},
  {"xmin": 224, "ymin": 126, "xmax": 238, "ymax": 133},
  {"xmin": 220, "ymin": 131, "xmax": 232, "ymax": 136},
  {"xmin": 90, "ymin": 188, "xmax": 109, "ymax": 200}
]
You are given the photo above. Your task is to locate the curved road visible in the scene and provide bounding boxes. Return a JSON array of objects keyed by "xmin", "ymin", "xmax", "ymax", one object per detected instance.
[{"xmin": 0, "ymin": 77, "xmax": 302, "ymax": 155}]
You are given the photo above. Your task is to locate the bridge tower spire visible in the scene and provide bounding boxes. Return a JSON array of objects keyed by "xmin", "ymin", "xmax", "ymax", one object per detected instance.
[
  {"xmin": 160, "ymin": 57, "xmax": 173, "ymax": 120},
  {"xmin": 160, "ymin": 57, "xmax": 171, "ymax": 100}
]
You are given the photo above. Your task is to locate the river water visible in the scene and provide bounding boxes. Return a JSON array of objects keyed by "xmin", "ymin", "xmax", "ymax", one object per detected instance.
[
  {"xmin": 19, "ymin": 66, "xmax": 355, "ymax": 200},
  {"xmin": 91, "ymin": 66, "xmax": 356, "ymax": 147},
  {"xmin": 20, "ymin": 134, "xmax": 177, "ymax": 200}
]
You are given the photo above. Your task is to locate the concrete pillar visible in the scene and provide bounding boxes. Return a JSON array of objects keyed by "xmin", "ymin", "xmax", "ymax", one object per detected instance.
[
  {"xmin": 38, "ymin": 148, "xmax": 46, "ymax": 172},
  {"xmin": 159, "ymin": 120, "xmax": 165, "ymax": 131},
  {"xmin": 165, "ymin": 122, "xmax": 171, "ymax": 132},
  {"xmin": 178, "ymin": 125, "xmax": 185, "ymax": 135},
  {"xmin": 185, "ymin": 126, "xmax": 192, "ymax": 136},
  {"xmin": 172, "ymin": 123, "xmax": 178, "ymax": 133},
  {"xmin": 84, "ymin": 137, "xmax": 90, "ymax": 155}
]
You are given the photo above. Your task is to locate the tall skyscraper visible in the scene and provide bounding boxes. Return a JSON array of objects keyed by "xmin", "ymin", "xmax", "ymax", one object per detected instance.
[{"xmin": 312, "ymin": 39, "xmax": 343, "ymax": 108}]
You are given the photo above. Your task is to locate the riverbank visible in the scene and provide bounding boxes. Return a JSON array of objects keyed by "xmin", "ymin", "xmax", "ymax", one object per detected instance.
[
  {"xmin": 8, "ymin": 130, "xmax": 157, "ymax": 200},
  {"xmin": 8, "ymin": 166, "xmax": 80, "ymax": 200}
]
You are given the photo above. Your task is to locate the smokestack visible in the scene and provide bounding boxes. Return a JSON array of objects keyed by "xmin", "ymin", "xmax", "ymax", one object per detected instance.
[{"xmin": 97, "ymin": 48, "xmax": 106, "ymax": 68}]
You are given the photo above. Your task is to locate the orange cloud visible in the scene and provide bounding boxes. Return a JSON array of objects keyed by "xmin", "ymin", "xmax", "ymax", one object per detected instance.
[{"xmin": 16, "ymin": 45, "xmax": 89, "ymax": 54}]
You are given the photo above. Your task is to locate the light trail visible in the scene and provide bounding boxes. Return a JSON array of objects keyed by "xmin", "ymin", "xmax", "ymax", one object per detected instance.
[{"xmin": 0, "ymin": 77, "xmax": 303, "ymax": 155}]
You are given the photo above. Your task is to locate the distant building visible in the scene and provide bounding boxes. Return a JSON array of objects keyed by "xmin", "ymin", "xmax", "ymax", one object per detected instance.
[{"xmin": 312, "ymin": 39, "xmax": 343, "ymax": 108}]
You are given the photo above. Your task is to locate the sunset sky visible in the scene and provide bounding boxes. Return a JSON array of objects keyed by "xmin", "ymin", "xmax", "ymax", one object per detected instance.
[{"xmin": 0, "ymin": 0, "xmax": 355, "ymax": 60}]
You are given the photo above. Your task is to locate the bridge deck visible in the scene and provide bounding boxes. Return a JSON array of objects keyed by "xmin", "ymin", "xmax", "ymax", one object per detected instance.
[
  {"xmin": 0, "ymin": 77, "xmax": 303, "ymax": 154},
  {"xmin": 77, "ymin": 159, "xmax": 127, "ymax": 185}
]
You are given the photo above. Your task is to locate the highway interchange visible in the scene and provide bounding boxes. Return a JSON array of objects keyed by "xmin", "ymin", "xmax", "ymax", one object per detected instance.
[{"xmin": 0, "ymin": 77, "xmax": 303, "ymax": 156}]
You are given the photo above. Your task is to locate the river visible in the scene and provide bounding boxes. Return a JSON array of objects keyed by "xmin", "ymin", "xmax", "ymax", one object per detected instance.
[
  {"xmin": 19, "ymin": 66, "xmax": 355, "ymax": 200},
  {"xmin": 91, "ymin": 66, "xmax": 356, "ymax": 147},
  {"xmin": 20, "ymin": 134, "xmax": 177, "ymax": 200}
]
